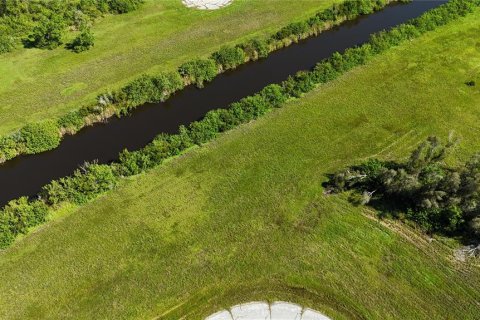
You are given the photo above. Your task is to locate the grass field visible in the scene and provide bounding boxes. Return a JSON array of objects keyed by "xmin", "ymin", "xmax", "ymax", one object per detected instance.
[
  {"xmin": 1, "ymin": 7, "xmax": 480, "ymax": 320},
  {"xmin": 0, "ymin": 0, "xmax": 342, "ymax": 136}
]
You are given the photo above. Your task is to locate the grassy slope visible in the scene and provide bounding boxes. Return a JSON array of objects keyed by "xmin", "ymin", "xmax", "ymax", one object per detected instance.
[
  {"xmin": 1, "ymin": 8, "xmax": 480, "ymax": 320},
  {"xmin": 0, "ymin": 0, "xmax": 341, "ymax": 136}
]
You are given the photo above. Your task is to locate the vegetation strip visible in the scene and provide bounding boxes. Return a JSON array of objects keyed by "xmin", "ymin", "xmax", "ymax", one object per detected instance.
[
  {"xmin": 0, "ymin": 0, "xmax": 478, "ymax": 250},
  {"xmin": 0, "ymin": 0, "xmax": 401, "ymax": 163}
]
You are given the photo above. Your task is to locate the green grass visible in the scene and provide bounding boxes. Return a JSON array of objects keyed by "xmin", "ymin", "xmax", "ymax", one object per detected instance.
[
  {"xmin": 0, "ymin": 0, "xmax": 342, "ymax": 136},
  {"xmin": 1, "ymin": 7, "xmax": 480, "ymax": 320}
]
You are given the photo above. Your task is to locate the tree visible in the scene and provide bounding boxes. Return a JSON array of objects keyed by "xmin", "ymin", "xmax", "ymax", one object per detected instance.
[
  {"xmin": 27, "ymin": 15, "xmax": 65, "ymax": 49},
  {"xmin": 68, "ymin": 27, "xmax": 94, "ymax": 53}
]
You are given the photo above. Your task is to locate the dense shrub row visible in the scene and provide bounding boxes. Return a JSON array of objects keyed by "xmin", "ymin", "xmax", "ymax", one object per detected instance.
[
  {"xmin": 274, "ymin": 0, "xmax": 410, "ymax": 41},
  {"xmin": 1, "ymin": 0, "xmax": 479, "ymax": 249},
  {"xmin": 0, "ymin": 0, "xmax": 144, "ymax": 53},
  {"xmin": 325, "ymin": 137, "xmax": 480, "ymax": 242},
  {"xmin": 0, "ymin": 0, "xmax": 399, "ymax": 163},
  {"xmin": 0, "ymin": 120, "xmax": 61, "ymax": 157}
]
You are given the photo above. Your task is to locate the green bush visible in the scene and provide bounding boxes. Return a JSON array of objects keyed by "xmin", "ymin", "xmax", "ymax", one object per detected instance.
[
  {"xmin": 274, "ymin": 21, "xmax": 310, "ymax": 40},
  {"xmin": 68, "ymin": 28, "xmax": 94, "ymax": 53},
  {"xmin": 312, "ymin": 61, "xmax": 339, "ymax": 83},
  {"xmin": 187, "ymin": 119, "xmax": 219, "ymax": 145},
  {"xmin": 20, "ymin": 120, "xmax": 60, "ymax": 154},
  {"xmin": 42, "ymin": 163, "xmax": 117, "ymax": 205},
  {"xmin": 117, "ymin": 149, "xmax": 153, "ymax": 176},
  {"xmin": 121, "ymin": 75, "xmax": 158, "ymax": 106},
  {"xmin": 259, "ymin": 84, "xmax": 288, "ymax": 107},
  {"xmin": 211, "ymin": 46, "xmax": 246, "ymax": 70},
  {"xmin": 0, "ymin": 33, "xmax": 15, "ymax": 53},
  {"xmin": 107, "ymin": 0, "xmax": 144, "ymax": 13},
  {"xmin": 151, "ymin": 72, "xmax": 184, "ymax": 101},
  {"xmin": 0, "ymin": 215, "xmax": 15, "ymax": 249},
  {"xmin": 0, "ymin": 197, "xmax": 49, "ymax": 248},
  {"xmin": 120, "ymin": 72, "xmax": 183, "ymax": 107},
  {"xmin": 58, "ymin": 111, "xmax": 85, "ymax": 133},
  {"xmin": 470, "ymin": 217, "xmax": 480, "ymax": 237},
  {"xmin": 26, "ymin": 15, "xmax": 65, "ymax": 49},
  {"xmin": 0, "ymin": 135, "xmax": 20, "ymax": 161},
  {"xmin": 241, "ymin": 39, "xmax": 270, "ymax": 60},
  {"xmin": 282, "ymin": 71, "xmax": 317, "ymax": 98},
  {"xmin": 65, "ymin": 163, "xmax": 117, "ymax": 204},
  {"xmin": 178, "ymin": 59, "xmax": 218, "ymax": 88}
]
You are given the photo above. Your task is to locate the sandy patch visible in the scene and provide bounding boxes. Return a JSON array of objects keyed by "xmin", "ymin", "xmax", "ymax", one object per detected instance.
[
  {"xmin": 182, "ymin": 0, "xmax": 233, "ymax": 10},
  {"xmin": 205, "ymin": 301, "xmax": 331, "ymax": 320}
]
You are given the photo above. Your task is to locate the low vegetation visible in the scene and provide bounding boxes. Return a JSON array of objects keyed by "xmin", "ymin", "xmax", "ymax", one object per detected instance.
[
  {"xmin": 0, "ymin": 0, "xmax": 478, "ymax": 249},
  {"xmin": 1, "ymin": 6, "xmax": 480, "ymax": 318}
]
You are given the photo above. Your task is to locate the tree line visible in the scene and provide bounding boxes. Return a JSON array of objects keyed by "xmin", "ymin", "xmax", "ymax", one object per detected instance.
[
  {"xmin": 1, "ymin": 0, "xmax": 479, "ymax": 249},
  {"xmin": 0, "ymin": 0, "xmax": 144, "ymax": 54},
  {"xmin": 325, "ymin": 136, "xmax": 480, "ymax": 243}
]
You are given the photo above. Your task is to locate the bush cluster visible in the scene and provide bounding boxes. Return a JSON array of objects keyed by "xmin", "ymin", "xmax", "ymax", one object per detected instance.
[
  {"xmin": 0, "ymin": 32, "xmax": 15, "ymax": 53},
  {"xmin": 41, "ymin": 163, "xmax": 117, "ymax": 206},
  {"xmin": 0, "ymin": 120, "xmax": 61, "ymax": 161},
  {"xmin": 326, "ymin": 137, "xmax": 480, "ymax": 242},
  {"xmin": 0, "ymin": 197, "xmax": 48, "ymax": 248},
  {"xmin": 1, "ymin": 0, "xmax": 479, "ymax": 249},
  {"xmin": 0, "ymin": 0, "xmax": 144, "ymax": 53},
  {"xmin": 67, "ymin": 28, "xmax": 95, "ymax": 53}
]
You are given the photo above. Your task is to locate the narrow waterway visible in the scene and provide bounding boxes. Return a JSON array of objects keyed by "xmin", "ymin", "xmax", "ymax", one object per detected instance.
[{"xmin": 0, "ymin": 0, "xmax": 446, "ymax": 206}]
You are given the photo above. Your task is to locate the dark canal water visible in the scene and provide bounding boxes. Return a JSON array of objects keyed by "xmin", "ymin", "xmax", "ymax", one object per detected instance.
[{"xmin": 0, "ymin": 0, "xmax": 446, "ymax": 206}]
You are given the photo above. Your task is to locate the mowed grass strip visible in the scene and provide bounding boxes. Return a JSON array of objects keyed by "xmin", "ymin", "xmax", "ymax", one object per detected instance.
[
  {"xmin": 1, "ymin": 8, "xmax": 480, "ymax": 320},
  {"xmin": 0, "ymin": 0, "xmax": 341, "ymax": 136}
]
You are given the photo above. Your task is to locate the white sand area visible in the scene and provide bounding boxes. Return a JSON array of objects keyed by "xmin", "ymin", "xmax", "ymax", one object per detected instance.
[
  {"xmin": 182, "ymin": 0, "xmax": 233, "ymax": 10},
  {"xmin": 206, "ymin": 301, "xmax": 332, "ymax": 320}
]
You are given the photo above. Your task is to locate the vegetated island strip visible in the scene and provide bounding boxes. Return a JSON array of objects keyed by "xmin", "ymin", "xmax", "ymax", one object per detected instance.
[
  {"xmin": 0, "ymin": 0, "xmax": 405, "ymax": 163},
  {"xmin": 0, "ymin": 0, "xmax": 444, "ymax": 207},
  {"xmin": 0, "ymin": 0, "xmax": 476, "ymax": 250}
]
